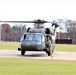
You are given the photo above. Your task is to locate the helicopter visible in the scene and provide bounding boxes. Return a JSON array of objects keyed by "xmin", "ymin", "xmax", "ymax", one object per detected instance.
[
  {"xmin": 0, "ymin": 19, "xmax": 75, "ymax": 56},
  {"xmin": 0, "ymin": 19, "xmax": 61, "ymax": 56},
  {"xmin": 17, "ymin": 20, "xmax": 59, "ymax": 56},
  {"xmin": 0, "ymin": 19, "xmax": 59, "ymax": 56}
]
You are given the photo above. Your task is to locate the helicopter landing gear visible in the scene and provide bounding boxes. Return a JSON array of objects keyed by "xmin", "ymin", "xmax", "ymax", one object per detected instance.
[
  {"xmin": 46, "ymin": 48, "xmax": 50, "ymax": 56},
  {"xmin": 21, "ymin": 50, "xmax": 25, "ymax": 55},
  {"xmin": 47, "ymin": 51, "xmax": 50, "ymax": 56}
]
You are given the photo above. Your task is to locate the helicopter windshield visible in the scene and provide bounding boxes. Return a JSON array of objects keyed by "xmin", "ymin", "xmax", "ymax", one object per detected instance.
[
  {"xmin": 20, "ymin": 35, "xmax": 24, "ymax": 41},
  {"xmin": 25, "ymin": 34, "xmax": 41, "ymax": 42}
]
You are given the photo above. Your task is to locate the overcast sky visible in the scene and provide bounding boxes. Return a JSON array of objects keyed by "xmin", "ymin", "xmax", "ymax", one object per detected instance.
[{"xmin": 0, "ymin": 0, "xmax": 76, "ymax": 21}]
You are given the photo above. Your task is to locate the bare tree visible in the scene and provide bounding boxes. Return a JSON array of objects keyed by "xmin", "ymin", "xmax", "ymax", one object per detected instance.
[
  {"xmin": 12, "ymin": 24, "xmax": 26, "ymax": 41},
  {"xmin": 1, "ymin": 23, "xmax": 13, "ymax": 41},
  {"xmin": 67, "ymin": 20, "xmax": 76, "ymax": 44}
]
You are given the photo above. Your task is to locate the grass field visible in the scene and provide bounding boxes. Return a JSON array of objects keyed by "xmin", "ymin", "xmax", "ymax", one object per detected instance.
[
  {"xmin": 55, "ymin": 44, "xmax": 76, "ymax": 52},
  {"xmin": 0, "ymin": 58, "xmax": 76, "ymax": 75},
  {"xmin": 0, "ymin": 42, "xmax": 76, "ymax": 75},
  {"xmin": 0, "ymin": 42, "xmax": 19, "ymax": 50},
  {"xmin": 0, "ymin": 42, "xmax": 76, "ymax": 52}
]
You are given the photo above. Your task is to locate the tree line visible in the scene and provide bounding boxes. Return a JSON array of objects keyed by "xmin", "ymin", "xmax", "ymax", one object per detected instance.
[
  {"xmin": 1, "ymin": 20, "xmax": 76, "ymax": 44},
  {"xmin": 66, "ymin": 20, "xmax": 76, "ymax": 44},
  {"xmin": 1, "ymin": 23, "xmax": 26, "ymax": 41}
]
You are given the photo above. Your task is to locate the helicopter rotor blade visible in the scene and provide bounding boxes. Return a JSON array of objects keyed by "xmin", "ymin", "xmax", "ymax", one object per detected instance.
[
  {"xmin": 0, "ymin": 20, "xmax": 76, "ymax": 24},
  {"xmin": 47, "ymin": 21, "xmax": 76, "ymax": 24},
  {"xmin": 0, "ymin": 21, "xmax": 34, "ymax": 23}
]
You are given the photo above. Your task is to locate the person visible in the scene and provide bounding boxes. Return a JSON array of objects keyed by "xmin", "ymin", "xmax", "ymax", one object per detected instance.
[{"xmin": 46, "ymin": 37, "xmax": 53, "ymax": 58}]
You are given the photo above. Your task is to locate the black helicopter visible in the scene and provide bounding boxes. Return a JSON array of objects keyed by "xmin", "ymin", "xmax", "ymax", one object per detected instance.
[
  {"xmin": 17, "ymin": 19, "xmax": 59, "ymax": 56},
  {"xmin": 0, "ymin": 19, "xmax": 59, "ymax": 56}
]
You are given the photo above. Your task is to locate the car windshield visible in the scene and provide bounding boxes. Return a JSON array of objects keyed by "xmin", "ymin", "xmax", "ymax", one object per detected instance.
[{"xmin": 25, "ymin": 34, "xmax": 41, "ymax": 42}]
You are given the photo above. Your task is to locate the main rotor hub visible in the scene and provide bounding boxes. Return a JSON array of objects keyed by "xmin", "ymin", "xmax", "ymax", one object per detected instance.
[
  {"xmin": 34, "ymin": 19, "xmax": 47, "ymax": 23},
  {"xmin": 33, "ymin": 19, "xmax": 46, "ymax": 28}
]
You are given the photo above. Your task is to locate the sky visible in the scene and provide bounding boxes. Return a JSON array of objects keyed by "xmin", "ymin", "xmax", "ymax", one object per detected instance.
[
  {"xmin": 0, "ymin": 0, "xmax": 76, "ymax": 21},
  {"xmin": 0, "ymin": 0, "xmax": 76, "ymax": 31}
]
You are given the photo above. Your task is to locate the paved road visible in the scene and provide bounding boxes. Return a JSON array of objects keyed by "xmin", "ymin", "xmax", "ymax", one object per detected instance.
[{"xmin": 0, "ymin": 50, "xmax": 76, "ymax": 60}]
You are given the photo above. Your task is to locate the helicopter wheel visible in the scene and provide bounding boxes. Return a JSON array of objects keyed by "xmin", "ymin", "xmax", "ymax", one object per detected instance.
[
  {"xmin": 21, "ymin": 50, "xmax": 25, "ymax": 55},
  {"xmin": 47, "ymin": 51, "xmax": 50, "ymax": 56},
  {"xmin": 46, "ymin": 48, "xmax": 50, "ymax": 56}
]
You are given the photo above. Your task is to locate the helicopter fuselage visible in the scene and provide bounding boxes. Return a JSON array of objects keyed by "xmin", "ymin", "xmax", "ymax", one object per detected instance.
[
  {"xmin": 20, "ymin": 33, "xmax": 46, "ymax": 51},
  {"xmin": 0, "ymin": 19, "xmax": 59, "ymax": 56},
  {"xmin": 18, "ymin": 27, "xmax": 56, "ymax": 56}
]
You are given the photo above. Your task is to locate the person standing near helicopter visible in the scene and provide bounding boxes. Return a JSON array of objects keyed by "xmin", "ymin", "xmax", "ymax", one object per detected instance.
[{"xmin": 46, "ymin": 36, "xmax": 53, "ymax": 58}]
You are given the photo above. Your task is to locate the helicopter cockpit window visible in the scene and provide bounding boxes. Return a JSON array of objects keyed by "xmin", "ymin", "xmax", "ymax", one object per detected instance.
[
  {"xmin": 25, "ymin": 34, "xmax": 41, "ymax": 42},
  {"xmin": 25, "ymin": 34, "xmax": 33, "ymax": 41},
  {"xmin": 28, "ymin": 35, "xmax": 33, "ymax": 40},
  {"xmin": 33, "ymin": 35, "xmax": 41, "ymax": 42},
  {"xmin": 20, "ymin": 35, "xmax": 24, "ymax": 41}
]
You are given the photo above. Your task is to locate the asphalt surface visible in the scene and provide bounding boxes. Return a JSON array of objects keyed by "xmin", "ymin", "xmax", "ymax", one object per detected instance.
[{"xmin": 0, "ymin": 50, "xmax": 76, "ymax": 60}]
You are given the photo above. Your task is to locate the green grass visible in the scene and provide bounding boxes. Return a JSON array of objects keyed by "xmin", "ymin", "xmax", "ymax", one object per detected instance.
[
  {"xmin": 0, "ymin": 58, "xmax": 76, "ymax": 75},
  {"xmin": 55, "ymin": 44, "xmax": 76, "ymax": 52},
  {"xmin": 0, "ymin": 42, "xmax": 76, "ymax": 52},
  {"xmin": 0, "ymin": 42, "xmax": 19, "ymax": 50}
]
